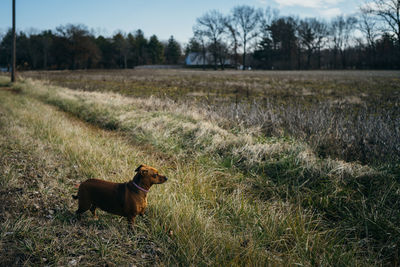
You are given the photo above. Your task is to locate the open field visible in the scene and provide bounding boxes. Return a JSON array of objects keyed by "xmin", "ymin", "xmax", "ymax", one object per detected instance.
[
  {"xmin": 1, "ymin": 70, "xmax": 399, "ymax": 266},
  {"xmin": 24, "ymin": 69, "xmax": 400, "ymax": 164}
]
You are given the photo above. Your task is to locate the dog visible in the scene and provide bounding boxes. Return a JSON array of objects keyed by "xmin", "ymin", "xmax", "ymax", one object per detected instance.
[{"xmin": 72, "ymin": 164, "xmax": 167, "ymax": 227}]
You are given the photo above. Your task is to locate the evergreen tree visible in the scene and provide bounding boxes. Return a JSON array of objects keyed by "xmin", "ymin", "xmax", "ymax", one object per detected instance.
[
  {"xmin": 164, "ymin": 35, "xmax": 181, "ymax": 64},
  {"xmin": 131, "ymin": 29, "xmax": 148, "ymax": 66},
  {"xmin": 147, "ymin": 35, "xmax": 164, "ymax": 64}
]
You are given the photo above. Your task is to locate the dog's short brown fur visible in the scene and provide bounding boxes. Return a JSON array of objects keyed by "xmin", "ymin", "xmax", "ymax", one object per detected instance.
[{"xmin": 72, "ymin": 164, "xmax": 167, "ymax": 227}]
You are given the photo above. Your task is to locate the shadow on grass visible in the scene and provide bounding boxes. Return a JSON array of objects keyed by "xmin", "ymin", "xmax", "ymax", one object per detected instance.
[
  {"xmin": 0, "ymin": 80, "xmax": 22, "ymax": 94},
  {"xmin": 54, "ymin": 208, "xmax": 127, "ymax": 229}
]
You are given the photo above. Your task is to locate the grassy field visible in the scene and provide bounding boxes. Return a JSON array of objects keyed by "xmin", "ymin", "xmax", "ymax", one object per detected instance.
[
  {"xmin": 24, "ymin": 69, "xmax": 400, "ymax": 164},
  {"xmin": 0, "ymin": 70, "xmax": 399, "ymax": 266}
]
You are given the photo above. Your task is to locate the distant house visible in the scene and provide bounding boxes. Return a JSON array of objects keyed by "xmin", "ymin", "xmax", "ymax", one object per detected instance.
[
  {"xmin": 185, "ymin": 52, "xmax": 231, "ymax": 67},
  {"xmin": 185, "ymin": 52, "xmax": 208, "ymax": 66}
]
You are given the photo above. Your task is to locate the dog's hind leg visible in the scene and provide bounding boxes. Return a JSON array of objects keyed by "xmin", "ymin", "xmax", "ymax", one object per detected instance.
[{"xmin": 90, "ymin": 205, "xmax": 98, "ymax": 220}]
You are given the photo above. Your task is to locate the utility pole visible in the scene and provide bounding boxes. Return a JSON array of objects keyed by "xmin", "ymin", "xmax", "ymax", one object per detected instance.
[{"xmin": 11, "ymin": 0, "xmax": 16, "ymax": 82}]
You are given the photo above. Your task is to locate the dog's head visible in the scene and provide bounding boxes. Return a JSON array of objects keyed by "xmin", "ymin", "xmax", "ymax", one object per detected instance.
[{"xmin": 135, "ymin": 164, "xmax": 168, "ymax": 185}]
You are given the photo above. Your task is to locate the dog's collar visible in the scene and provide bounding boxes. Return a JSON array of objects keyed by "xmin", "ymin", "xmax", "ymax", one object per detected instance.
[{"xmin": 131, "ymin": 181, "xmax": 149, "ymax": 193}]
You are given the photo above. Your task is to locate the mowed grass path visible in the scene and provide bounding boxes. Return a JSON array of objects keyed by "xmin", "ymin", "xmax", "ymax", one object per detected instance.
[{"xmin": 0, "ymin": 77, "xmax": 398, "ymax": 265}]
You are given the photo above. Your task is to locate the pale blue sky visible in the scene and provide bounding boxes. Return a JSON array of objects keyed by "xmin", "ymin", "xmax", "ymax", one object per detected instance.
[{"xmin": 0, "ymin": 0, "xmax": 361, "ymax": 44}]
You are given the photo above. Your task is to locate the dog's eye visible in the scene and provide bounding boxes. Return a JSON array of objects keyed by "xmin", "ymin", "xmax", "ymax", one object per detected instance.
[{"xmin": 152, "ymin": 174, "xmax": 157, "ymax": 178}]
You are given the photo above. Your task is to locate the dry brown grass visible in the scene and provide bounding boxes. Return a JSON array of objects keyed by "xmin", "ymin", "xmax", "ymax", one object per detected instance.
[
  {"xmin": 0, "ymin": 84, "xmax": 332, "ymax": 266},
  {"xmin": 22, "ymin": 69, "xmax": 400, "ymax": 164},
  {"xmin": 1, "ymin": 73, "xmax": 399, "ymax": 265}
]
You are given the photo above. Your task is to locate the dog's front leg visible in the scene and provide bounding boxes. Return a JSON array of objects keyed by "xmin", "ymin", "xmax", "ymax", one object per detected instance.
[{"xmin": 127, "ymin": 215, "xmax": 136, "ymax": 229}]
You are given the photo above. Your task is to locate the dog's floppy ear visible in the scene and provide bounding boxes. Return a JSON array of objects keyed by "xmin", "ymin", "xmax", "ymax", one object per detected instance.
[{"xmin": 135, "ymin": 164, "xmax": 144, "ymax": 172}]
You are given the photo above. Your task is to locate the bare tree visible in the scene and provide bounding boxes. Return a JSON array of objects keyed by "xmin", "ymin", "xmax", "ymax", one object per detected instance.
[
  {"xmin": 232, "ymin": 5, "xmax": 262, "ymax": 70},
  {"xmin": 259, "ymin": 7, "xmax": 279, "ymax": 38},
  {"xmin": 298, "ymin": 18, "xmax": 328, "ymax": 69},
  {"xmin": 224, "ymin": 16, "xmax": 240, "ymax": 68},
  {"xmin": 358, "ymin": 11, "xmax": 380, "ymax": 66},
  {"xmin": 359, "ymin": 12, "xmax": 379, "ymax": 48},
  {"xmin": 330, "ymin": 15, "xmax": 358, "ymax": 68},
  {"xmin": 362, "ymin": 0, "xmax": 400, "ymax": 57},
  {"xmin": 194, "ymin": 10, "xmax": 227, "ymax": 70},
  {"xmin": 314, "ymin": 20, "xmax": 329, "ymax": 68}
]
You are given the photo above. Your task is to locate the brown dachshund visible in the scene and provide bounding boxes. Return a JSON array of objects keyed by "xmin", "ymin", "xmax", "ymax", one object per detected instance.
[{"xmin": 72, "ymin": 164, "xmax": 167, "ymax": 227}]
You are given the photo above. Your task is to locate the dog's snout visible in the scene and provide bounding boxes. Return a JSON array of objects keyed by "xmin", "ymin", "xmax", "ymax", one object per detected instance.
[{"xmin": 164, "ymin": 177, "xmax": 168, "ymax": 181}]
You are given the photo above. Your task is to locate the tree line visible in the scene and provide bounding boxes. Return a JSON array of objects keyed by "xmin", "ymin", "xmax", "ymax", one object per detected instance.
[
  {"xmin": 189, "ymin": 1, "xmax": 400, "ymax": 70},
  {"xmin": 0, "ymin": 24, "xmax": 182, "ymax": 70},
  {"xmin": 0, "ymin": 0, "xmax": 399, "ymax": 70}
]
